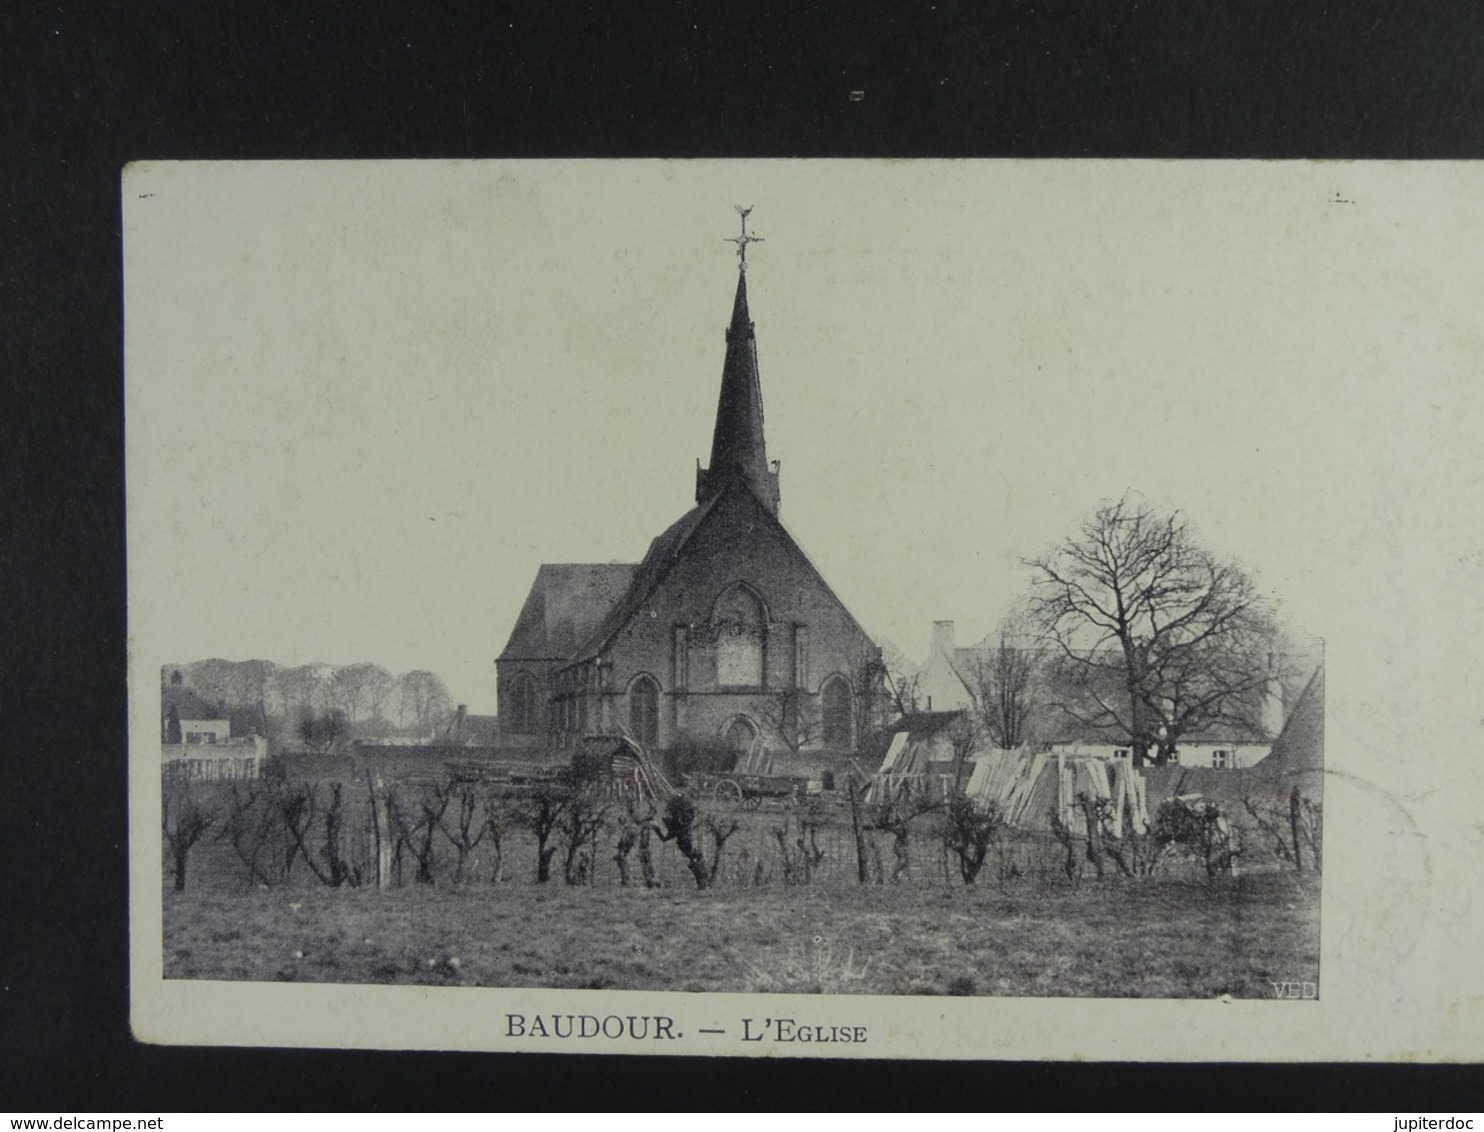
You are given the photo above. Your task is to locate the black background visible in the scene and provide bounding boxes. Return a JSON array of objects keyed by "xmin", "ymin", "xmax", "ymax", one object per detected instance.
[{"xmin": 4, "ymin": 0, "xmax": 1484, "ymax": 1111}]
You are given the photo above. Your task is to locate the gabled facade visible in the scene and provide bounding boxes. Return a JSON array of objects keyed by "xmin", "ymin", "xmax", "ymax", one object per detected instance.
[
  {"xmin": 497, "ymin": 242, "xmax": 879, "ymax": 771},
  {"xmin": 162, "ymin": 673, "xmax": 232, "ymax": 745}
]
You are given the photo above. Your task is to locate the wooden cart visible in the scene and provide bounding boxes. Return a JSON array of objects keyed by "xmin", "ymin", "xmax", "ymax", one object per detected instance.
[{"xmin": 687, "ymin": 771, "xmax": 811, "ymax": 808}]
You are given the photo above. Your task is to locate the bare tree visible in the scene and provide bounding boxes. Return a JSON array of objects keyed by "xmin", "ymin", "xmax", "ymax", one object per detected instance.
[
  {"xmin": 611, "ymin": 792, "xmax": 657, "ymax": 887},
  {"xmin": 845, "ymin": 770, "xmax": 872, "ymax": 884},
  {"xmin": 276, "ymin": 663, "xmax": 330, "ymax": 723},
  {"xmin": 648, "ymin": 792, "xmax": 741, "ymax": 890},
  {"xmin": 396, "ymin": 669, "xmax": 455, "ymax": 737},
  {"xmin": 178, "ymin": 658, "xmax": 276, "ymax": 716},
  {"xmin": 319, "ymin": 781, "xmax": 363, "ymax": 887},
  {"xmin": 481, "ymin": 789, "xmax": 513, "ymax": 884},
  {"xmin": 162, "ymin": 779, "xmax": 219, "ymax": 892},
  {"xmin": 851, "ymin": 647, "xmax": 892, "ymax": 743},
  {"xmin": 868, "ymin": 779, "xmax": 942, "ymax": 883},
  {"xmin": 964, "ymin": 610, "xmax": 1043, "ymax": 750},
  {"xmin": 361, "ymin": 664, "xmax": 398, "ymax": 734},
  {"xmin": 435, "ymin": 777, "xmax": 489, "ymax": 884},
  {"xmin": 770, "ymin": 799, "xmax": 828, "ymax": 885},
  {"xmin": 297, "ymin": 708, "xmax": 349, "ymax": 756},
  {"xmin": 940, "ymin": 795, "xmax": 1004, "ymax": 885},
  {"xmin": 1242, "ymin": 787, "xmax": 1322, "ymax": 874},
  {"xmin": 1149, "ymin": 795, "xmax": 1237, "ymax": 878},
  {"xmin": 272, "ymin": 779, "xmax": 320, "ymax": 880},
  {"xmin": 331, "ymin": 663, "xmax": 396, "ymax": 732},
  {"xmin": 178, "ymin": 658, "xmax": 237, "ymax": 712},
  {"xmin": 222, "ymin": 782, "xmax": 283, "ymax": 886},
  {"xmin": 655, "ymin": 793, "xmax": 711, "ymax": 889},
  {"xmin": 945, "ymin": 713, "xmax": 979, "ymax": 796},
  {"xmin": 271, "ymin": 779, "xmax": 358, "ymax": 887},
  {"xmin": 755, "ymin": 687, "xmax": 819, "ymax": 759},
  {"xmin": 879, "ymin": 645, "xmax": 923, "ymax": 721},
  {"xmin": 1027, "ymin": 493, "xmax": 1274, "ymax": 767},
  {"xmin": 387, "ymin": 783, "xmax": 452, "ymax": 885},
  {"xmin": 558, "ymin": 781, "xmax": 612, "ymax": 886},
  {"xmin": 512, "ymin": 781, "xmax": 569, "ymax": 884}
]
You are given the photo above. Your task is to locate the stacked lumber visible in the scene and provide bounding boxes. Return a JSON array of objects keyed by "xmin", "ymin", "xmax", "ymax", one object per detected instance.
[{"xmin": 965, "ymin": 749, "xmax": 1149, "ymax": 836}]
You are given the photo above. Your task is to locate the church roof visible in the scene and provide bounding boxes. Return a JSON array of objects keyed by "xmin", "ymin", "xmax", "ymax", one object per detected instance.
[
  {"xmin": 563, "ymin": 474, "xmax": 876, "ymax": 667},
  {"xmin": 506, "ymin": 225, "xmax": 873, "ymax": 674},
  {"xmin": 707, "ymin": 272, "xmax": 767, "ymax": 483},
  {"xmin": 497, "ymin": 562, "xmax": 639, "ymax": 661},
  {"xmin": 696, "ymin": 268, "xmax": 779, "ymax": 514},
  {"xmin": 562, "ymin": 492, "xmax": 724, "ymax": 664}
]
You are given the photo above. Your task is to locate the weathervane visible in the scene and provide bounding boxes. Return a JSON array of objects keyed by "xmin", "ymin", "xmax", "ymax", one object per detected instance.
[{"xmin": 725, "ymin": 205, "xmax": 764, "ymax": 271}]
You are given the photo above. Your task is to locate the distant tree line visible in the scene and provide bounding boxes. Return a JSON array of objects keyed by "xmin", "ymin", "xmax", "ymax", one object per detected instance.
[{"xmin": 162, "ymin": 659, "xmax": 457, "ymax": 751}]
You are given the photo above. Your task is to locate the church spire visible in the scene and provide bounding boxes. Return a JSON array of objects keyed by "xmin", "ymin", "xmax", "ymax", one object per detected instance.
[{"xmin": 696, "ymin": 208, "xmax": 781, "ymax": 515}]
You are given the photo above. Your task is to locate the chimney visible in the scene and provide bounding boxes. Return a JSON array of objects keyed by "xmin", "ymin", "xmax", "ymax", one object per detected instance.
[{"xmin": 931, "ymin": 620, "xmax": 956, "ymax": 659}]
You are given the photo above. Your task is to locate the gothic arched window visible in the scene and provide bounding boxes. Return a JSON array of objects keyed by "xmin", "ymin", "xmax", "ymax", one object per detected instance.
[
  {"xmin": 629, "ymin": 675, "xmax": 660, "ymax": 748},
  {"xmin": 712, "ymin": 584, "xmax": 765, "ymax": 688},
  {"xmin": 507, "ymin": 673, "xmax": 540, "ymax": 735},
  {"xmin": 821, "ymin": 675, "xmax": 853, "ymax": 749}
]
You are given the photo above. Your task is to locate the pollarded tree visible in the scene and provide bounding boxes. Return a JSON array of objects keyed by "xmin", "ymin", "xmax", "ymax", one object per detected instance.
[
  {"xmin": 940, "ymin": 795, "xmax": 1004, "ymax": 885},
  {"xmin": 162, "ymin": 778, "xmax": 219, "ymax": 892},
  {"xmin": 1027, "ymin": 493, "xmax": 1275, "ymax": 767},
  {"xmin": 435, "ymin": 776, "xmax": 490, "ymax": 885}
]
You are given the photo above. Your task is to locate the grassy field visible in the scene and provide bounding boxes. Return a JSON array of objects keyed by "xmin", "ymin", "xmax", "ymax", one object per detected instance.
[{"xmin": 164, "ymin": 869, "xmax": 1320, "ymax": 998}]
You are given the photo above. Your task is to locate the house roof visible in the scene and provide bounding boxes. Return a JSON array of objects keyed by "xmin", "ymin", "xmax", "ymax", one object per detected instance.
[
  {"xmin": 891, "ymin": 710, "xmax": 966, "ymax": 739},
  {"xmin": 1264, "ymin": 663, "xmax": 1324, "ymax": 775},
  {"xmin": 926, "ymin": 638, "xmax": 1312, "ymax": 747},
  {"xmin": 497, "ymin": 562, "xmax": 638, "ymax": 662},
  {"xmin": 228, "ymin": 703, "xmax": 268, "ymax": 737},
  {"xmin": 1039, "ymin": 718, "xmax": 1270, "ymax": 746},
  {"xmin": 161, "ymin": 683, "xmax": 224, "ymax": 721},
  {"xmin": 442, "ymin": 710, "xmax": 501, "ymax": 747}
]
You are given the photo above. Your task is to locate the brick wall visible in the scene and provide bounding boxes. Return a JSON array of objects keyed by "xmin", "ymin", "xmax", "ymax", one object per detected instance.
[{"xmin": 598, "ymin": 486, "xmax": 876, "ymax": 763}]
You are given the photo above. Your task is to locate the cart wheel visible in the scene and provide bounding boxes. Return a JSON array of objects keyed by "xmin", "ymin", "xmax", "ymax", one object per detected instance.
[{"xmin": 716, "ymin": 779, "xmax": 743, "ymax": 806}]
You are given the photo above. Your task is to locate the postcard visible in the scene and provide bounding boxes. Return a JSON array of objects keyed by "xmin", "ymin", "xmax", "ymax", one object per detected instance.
[{"xmin": 126, "ymin": 160, "xmax": 1482, "ymax": 1059}]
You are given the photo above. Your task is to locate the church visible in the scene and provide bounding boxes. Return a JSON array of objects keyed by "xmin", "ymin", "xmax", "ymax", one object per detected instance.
[{"xmin": 496, "ymin": 216, "xmax": 880, "ymax": 774}]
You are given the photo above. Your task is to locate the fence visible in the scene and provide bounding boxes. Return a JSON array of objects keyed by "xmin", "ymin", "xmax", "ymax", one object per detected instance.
[{"xmin": 166, "ymin": 761, "xmax": 1320, "ymax": 895}]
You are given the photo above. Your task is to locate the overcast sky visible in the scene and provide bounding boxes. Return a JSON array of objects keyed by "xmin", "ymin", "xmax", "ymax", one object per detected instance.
[{"xmin": 125, "ymin": 161, "xmax": 1482, "ymax": 719}]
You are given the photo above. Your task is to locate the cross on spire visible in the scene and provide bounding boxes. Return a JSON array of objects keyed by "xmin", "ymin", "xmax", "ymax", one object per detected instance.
[{"xmin": 725, "ymin": 205, "xmax": 764, "ymax": 271}]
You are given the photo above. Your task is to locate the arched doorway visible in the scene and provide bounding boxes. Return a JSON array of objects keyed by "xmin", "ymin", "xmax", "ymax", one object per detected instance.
[{"xmin": 724, "ymin": 715, "xmax": 758, "ymax": 763}]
